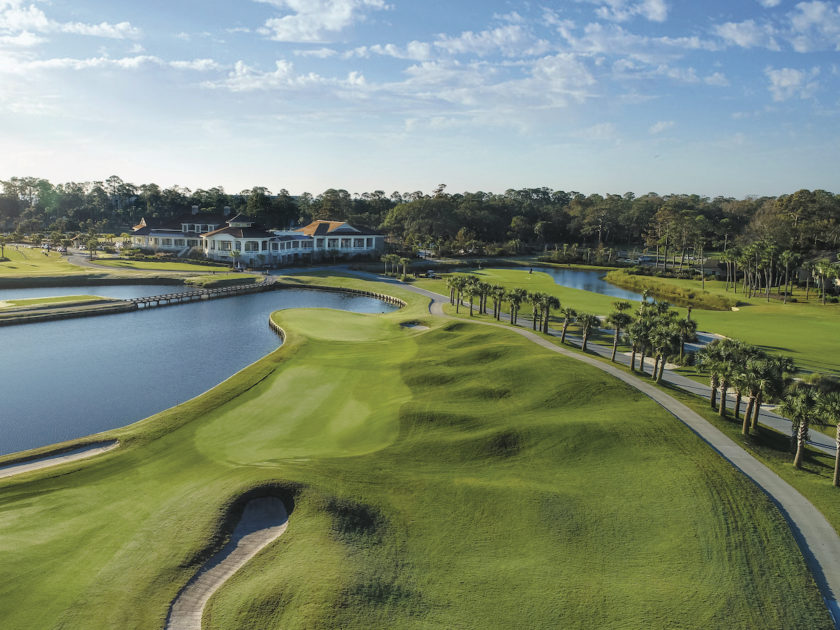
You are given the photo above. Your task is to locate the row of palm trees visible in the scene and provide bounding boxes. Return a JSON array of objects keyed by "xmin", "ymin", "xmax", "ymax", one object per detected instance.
[
  {"xmin": 698, "ymin": 337, "xmax": 840, "ymax": 484},
  {"xmin": 381, "ymin": 253, "xmax": 411, "ymax": 279},
  {"xmin": 718, "ymin": 241, "xmax": 839, "ymax": 305},
  {"xmin": 779, "ymin": 386, "xmax": 840, "ymax": 485}
]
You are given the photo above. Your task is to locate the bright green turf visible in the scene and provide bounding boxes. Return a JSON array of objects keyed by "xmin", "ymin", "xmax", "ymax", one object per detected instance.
[
  {"xmin": 0, "ymin": 280, "xmax": 831, "ymax": 629},
  {"xmin": 417, "ymin": 267, "xmax": 840, "ymax": 375},
  {"xmin": 92, "ymin": 259, "xmax": 231, "ymax": 272},
  {"xmin": 1, "ymin": 294, "xmax": 106, "ymax": 308},
  {"xmin": 0, "ymin": 247, "xmax": 86, "ymax": 276}
]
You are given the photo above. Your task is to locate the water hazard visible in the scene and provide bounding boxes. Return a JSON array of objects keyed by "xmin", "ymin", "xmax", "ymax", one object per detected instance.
[
  {"xmin": 0, "ymin": 287, "xmax": 397, "ymax": 456},
  {"xmin": 535, "ymin": 267, "xmax": 643, "ymax": 301}
]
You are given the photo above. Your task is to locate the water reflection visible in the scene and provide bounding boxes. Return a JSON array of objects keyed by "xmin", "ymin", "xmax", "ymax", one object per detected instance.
[{"xmin": 0, "ymin": 288, "xmax": 396, "ymax": 456}]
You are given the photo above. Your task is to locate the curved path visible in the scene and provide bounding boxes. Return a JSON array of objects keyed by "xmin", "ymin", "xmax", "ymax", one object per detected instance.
[
  {"xmin": 347, "ymin": 271, "xmax": 840, "ymax": 627},
  {"xmin": 166, "ymin": 497, "xmax": 289, "ymax": 630},
  {"xmin": 0, "ymin": 441, "xmax": 119, "ymax": 480}
]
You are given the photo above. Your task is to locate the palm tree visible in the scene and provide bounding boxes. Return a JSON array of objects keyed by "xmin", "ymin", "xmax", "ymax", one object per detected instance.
[
  {"xmin": 697, "ymin": 340, "xmax": 724, "ymax": 410},
  {"xmin": 452, "ymin": 275, "xmax": 468, "ymax": 314},
  {"xmin": 675, "ymin": 316, "xmax": 697, "ymax": 363},
  {"xmin": 816, "ymin": 392, "xmax": 840, "ymax": 487},
  {"xmin": 578, "ymin": 313, "xmax": 600, "ymax": 352},
  {"xmin": 606, "ymin": 301, "xmax": 633, "ymax": 362},
  {"xmin": 463, "ymin": 276, "xmax": 479, "ymax": 316},
  {"xmin": 508, "ymin": 288, "xmax": 527, "ymax": 325},
  {"xmin": 445, "ymin": 276, "xmax": 457, "ymax": 305},
  {"xmin": 779, "ymin": 386, "xmax": 819, "ymax": 469},
  {"xmin": 751, "ymin": 354, "xmax": 795, "ymax": 431},
  {"xmin": 528, "ymin": 292, "xmax": 543, "ymax": 331},
  {"xmin": 399, "ymin": 257, "xmax": 410, "ymax": 280},
  {"xmin": 626, "ymin": 319, "xmax": 647, "ymax": 372},
  {"xmin": 815, "ymin": 259, "xmax": 835, "ymax": 305},
  {"xmin": 477, "ymin": 281, "xmax": 492, "ymax": 315},
  {"xmin": 559, "ymin": 306, "xmax": 577, "ymax": 343},
  {"xmin": 492, "ymin": 285, "xmax": 506, "ymax": 320},
  {"xmin": 541, "ymin": 294, "xmax": 560, "ymax": 333}
]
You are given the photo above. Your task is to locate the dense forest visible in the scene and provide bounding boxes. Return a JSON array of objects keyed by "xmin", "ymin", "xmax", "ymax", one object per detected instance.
[{"xmin": 1, "ymin": 176, "xmax": 838, "ymax": 260}]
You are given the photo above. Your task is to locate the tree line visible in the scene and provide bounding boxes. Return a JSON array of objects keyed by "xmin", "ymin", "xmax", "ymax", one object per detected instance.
[
  {"xmin": 445, "ymin": 274, "xmax": 839, "ymax": 486},
  {"xmin": 1, "ymin": 176, "xmax": 838, "ymax": 263}
]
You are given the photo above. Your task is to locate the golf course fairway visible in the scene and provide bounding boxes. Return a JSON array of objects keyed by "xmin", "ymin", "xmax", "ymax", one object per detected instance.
[{"xmin": 0, "ymin": 292, "xmax": 832, "ymax": 629}]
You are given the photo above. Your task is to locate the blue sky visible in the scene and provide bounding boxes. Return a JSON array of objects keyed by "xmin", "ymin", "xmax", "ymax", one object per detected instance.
[{"xmin": 0, "ymin": 0, "xmax": 838, "ymax": 197}]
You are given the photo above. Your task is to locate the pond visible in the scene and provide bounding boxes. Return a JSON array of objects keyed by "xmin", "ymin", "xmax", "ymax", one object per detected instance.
[
  {"xmin": 536, "ymin": 267, "xmax": 643, "ymax": 301},
  {"xmin": 0, "ymin": 287, "xmax": 397, "ymax": 456}
]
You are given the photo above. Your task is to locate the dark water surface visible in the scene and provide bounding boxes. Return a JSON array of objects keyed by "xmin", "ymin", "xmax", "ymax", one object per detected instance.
[{"xmin": 0, "ymin": 288, "xmax": 396, "ymax": 456}]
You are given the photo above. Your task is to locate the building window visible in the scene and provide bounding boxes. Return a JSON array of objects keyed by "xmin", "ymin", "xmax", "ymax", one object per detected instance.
[
  {"xmin": 245, "ymin": 241, "xmax": 258, "ymax": 252},
  {"xmin": 354, "ymin": 238, "xmax": 364, "ymax": 248},
  {"xmin": 302, "ymin": 241, "xmax": 312, "ymax": 249},
  {"xmin": 162, "ymin": 238, "xmax": 172, "ymax": 246},
  {"xmin": 292, "ymin": 241, "xmax": 300, "ymax": 249},
  {"xmin": 328, "ymin": 238, "xmax": 338, "ymax": 248},
  {"xmin": 235, "ymin": 241, "xmax": 242, "ymax": 251},
  {"xmin": 366, "ymin": 238, "xmax": 373, "ymax": 247},
  {"xmin": 272, "ymin": 242, "xmax": 278, "ymax": 251},
  {"xmin": 315, "ymin": 238, "xmax": 324, "ymax": 249},
  {"xmin": 174, "ymin": 239, "xmax": 186, "ymax": 247},
  {"xmin": 188, "ymin": 239, "xmax": 199, "ymax": 247},
  {"xmin": 220, "ymin": 241, "xmax": 231, "ymax": 251},
  {"xmin": 341, "ymin": 238, "xmax": 351, "ymax": 248}
]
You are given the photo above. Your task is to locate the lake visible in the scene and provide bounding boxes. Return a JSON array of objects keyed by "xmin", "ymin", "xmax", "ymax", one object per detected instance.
[
  {"xmin": 0, "ymin": 287, "xmax": 397, "ymax": 456},
  {"xmin": 536, "ymin": 267, "xmax": 643, "ymax": 301}
]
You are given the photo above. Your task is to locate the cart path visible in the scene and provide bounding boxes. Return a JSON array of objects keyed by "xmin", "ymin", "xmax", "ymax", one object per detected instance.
[
  {"xmin": 165, "ymin": 497, "xmax": 289, "ymax": 630},
  {"xmin": 0, "ymin": 441, "xmax": 119, "ymax": 480},
  {"xmin": 363, "ymin": 273, "xmax": 840, "ymax": 627}
]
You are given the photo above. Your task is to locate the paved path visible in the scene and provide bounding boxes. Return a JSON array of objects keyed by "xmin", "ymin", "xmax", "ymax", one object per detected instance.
[
  {"xmin": 166, "ymin": 497, "xmax": 289, "ymax": 630},
  {"xmin": 361, "ymin": 272, "xmax": 840, "ymax": 627},
  {"xmin": 0, "ymin": 441, "xmax": 119, "ymax": 480}
]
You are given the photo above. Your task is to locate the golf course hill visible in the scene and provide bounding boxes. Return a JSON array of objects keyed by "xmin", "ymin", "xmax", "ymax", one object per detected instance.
[{"xmin": 0, "ymin": 287, "xmax": 831, "ymax": 629}]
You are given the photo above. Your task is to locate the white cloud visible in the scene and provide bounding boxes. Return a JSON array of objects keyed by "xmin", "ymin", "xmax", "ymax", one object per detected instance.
[
  {"xmin": 765, "ymin": 65, "xmax": 820, "ymax": 100},
  {"xmin": 434, "ymin": 25, "xmax": 548, "ymax": 58},
  {"xmin": 205, "ymin": 58, "xmax": 365, "ymax": 92},
  {"xmin": 345, "ymin": 40, "xmax": 431, "ymax": 61},
  {"xmin": 788, "ymin": 1, "xmax": 840, "ymax": 52},
  {"xmin": 649, "ymin": 120, "xmax": 674, "ymax": 134},
  {"xmin": 293, "ymin": 47, "xmax": 338, "ymax": 58},
  {"xmin": 714, "ymin": 19, "xmax": 779, "ymax": 49},
  {"xmin": 704, "ymin": 71, "xmax": 730, "ymax": 86},
  {"xmin": 586, "ymin": 0, "xmax": 669, "ymax": 23},
  {"xmin": 0, "ymin": 1, "xmax": 140, "ymax": 39},
  {"xmin": 0, "ymin": 29, "xmax": 43, "ymax": 46},
  {"xmin": 257, "ymin": 0, "xmax": 387, "ymax": 43},
  {"xmin": 758, "ymin": 0, "xmax": 782, "ymax": 7},
  {"xmin": 170, "ymin": 58, "xmax": 223, "ymax": 72}
]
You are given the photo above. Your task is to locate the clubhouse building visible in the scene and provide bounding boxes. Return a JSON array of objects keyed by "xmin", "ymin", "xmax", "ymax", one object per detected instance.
[{"xmin": 131, "ymin": 210, "xmax": 384, "ymax": 268}]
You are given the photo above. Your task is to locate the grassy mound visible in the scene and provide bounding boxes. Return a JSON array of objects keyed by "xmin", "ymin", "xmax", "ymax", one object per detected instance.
[{"xmin": 0, "ymin": 297, "xmax": 831, "ymax": 629}]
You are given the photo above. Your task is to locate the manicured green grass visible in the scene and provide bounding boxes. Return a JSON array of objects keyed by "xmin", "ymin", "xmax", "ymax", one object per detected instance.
[
  {"xmin": 0, "ymin": 247, "xmax": 86, "ymax": 276},
  {"xmin": 184, "ymin": 273, "xmax": 264, "ymax": 288},
  {"xmin": 92, "ymin": 259, "xmax": 231, "ymax": 272},
  {"xmin": 441, "ymin": 300, "xmax": 840, "ymax": 536},
  {"xmin": 0, "ymin": 294, "xmax": 106, "ymax": 308},
  {"xmin": 0, "ymin": 280, "xmax": 830, "ymax": 629},
  {"xmin": 419, "ymin": 267, "xmax": 840, "ymax": 376}
]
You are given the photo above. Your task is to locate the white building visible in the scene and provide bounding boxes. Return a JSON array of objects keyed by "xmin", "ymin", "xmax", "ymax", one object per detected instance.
[{"xmin": 132, "ymin": 212, "xmax": 384, "ymax": 268}]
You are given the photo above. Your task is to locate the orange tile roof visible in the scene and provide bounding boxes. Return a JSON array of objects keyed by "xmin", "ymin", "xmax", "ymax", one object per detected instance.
[{"xmin": 296, "ymin": 220, "xmax": 346, "ymax": 236}]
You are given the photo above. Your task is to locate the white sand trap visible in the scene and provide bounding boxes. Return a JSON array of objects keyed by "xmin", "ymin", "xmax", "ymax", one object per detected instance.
[
  {"xmin": 166, "ymin": 497, "xmax": 289, "ymax": 630},
  {"xmin": 0, "ymin": 441, "xmax": 119, "ymax": 480},
  {"xmin": 401, "ymin": 322, "xmax": 430, "ymax": 330}
]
